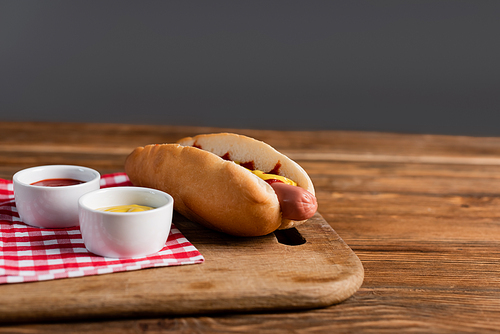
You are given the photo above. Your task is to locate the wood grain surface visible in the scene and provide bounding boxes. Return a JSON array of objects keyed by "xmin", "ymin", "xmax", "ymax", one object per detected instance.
[
  {"xmin": 1, "ymin": 121, "xmax": 500, "ymax": 333},
  {"xmin": 0, "ymin": 212, "xmax": 364, "ymax": 324}
]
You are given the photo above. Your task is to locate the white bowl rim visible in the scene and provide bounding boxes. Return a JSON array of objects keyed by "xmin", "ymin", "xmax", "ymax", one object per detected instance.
[
  {"xmin": 13, "ymin": 165, "xmax": 101, "ymax": 189},
  {"xmin": 78, "ymin": 186, "xmax": 174, "ymax": 216}
]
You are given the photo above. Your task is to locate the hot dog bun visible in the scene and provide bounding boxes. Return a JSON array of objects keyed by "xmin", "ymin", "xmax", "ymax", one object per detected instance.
[{"xmin": 124, "ymin": 133, "xmax": 316, "ymax": 237}]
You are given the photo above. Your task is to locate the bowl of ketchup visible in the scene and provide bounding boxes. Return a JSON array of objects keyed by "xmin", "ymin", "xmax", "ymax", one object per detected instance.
[{"xmin": 13, "ymin": 165, "xmax": 101, "ymax": 228}]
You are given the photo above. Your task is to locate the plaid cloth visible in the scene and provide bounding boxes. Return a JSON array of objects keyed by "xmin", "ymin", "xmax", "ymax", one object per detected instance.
[{"xmin": 0, "ymin": 172, "xmax": 204, "ymax": 284}]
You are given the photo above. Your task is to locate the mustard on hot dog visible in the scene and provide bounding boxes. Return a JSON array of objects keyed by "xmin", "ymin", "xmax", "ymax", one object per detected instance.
[
  {"xmin": 248, "ymin": 169, "xmax": 297, "ymax": 186},
  {"xmin": 226, "ymin": 157, "xmax": 316, "ymax": 221}
]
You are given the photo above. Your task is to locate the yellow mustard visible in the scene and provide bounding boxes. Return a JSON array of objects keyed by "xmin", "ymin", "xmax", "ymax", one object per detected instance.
[
  {"xmin": 97, "ymin": 204, "xmax": 155, "ymax": 213},
  {"xmin": 248, "ymin": 169, "xmax": 297, "ymax": 186}
]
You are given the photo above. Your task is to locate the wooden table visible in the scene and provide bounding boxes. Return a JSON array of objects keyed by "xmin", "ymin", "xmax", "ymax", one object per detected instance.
[{"xmin": 1, "ymin": 121, "xmax": 500, "ymax": 333}]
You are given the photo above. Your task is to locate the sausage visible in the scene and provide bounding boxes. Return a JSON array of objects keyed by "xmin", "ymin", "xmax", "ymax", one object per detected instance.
[{"xmin": 270, "ymin": 182, "xmax": 318, "ymax": 221}]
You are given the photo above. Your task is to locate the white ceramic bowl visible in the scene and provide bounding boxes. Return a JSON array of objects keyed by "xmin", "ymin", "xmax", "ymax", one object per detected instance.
[
  {"xmin": 78, "ymin": 187, "xmax": 173, "ymax": 258},
  {"xmin": 13, "ymin": 165, "xmax": 101, "ymax": 228}
]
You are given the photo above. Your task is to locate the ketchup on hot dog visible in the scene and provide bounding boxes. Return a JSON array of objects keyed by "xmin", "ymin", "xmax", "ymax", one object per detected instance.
[{"xmin": 220, "ymin": 151, "xmax": 317, "ymax": 221}]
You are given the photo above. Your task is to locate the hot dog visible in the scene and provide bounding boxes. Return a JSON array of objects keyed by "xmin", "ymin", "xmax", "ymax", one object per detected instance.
[{"xmin": 124, "ymin": 133, "xmax": 317, "ymax": 237}]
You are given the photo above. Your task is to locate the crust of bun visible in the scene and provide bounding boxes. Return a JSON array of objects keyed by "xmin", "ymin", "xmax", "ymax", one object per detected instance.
[
  {"xmin": 125, "ymin": 143, "xmax": 282, "ymax": 236},
  {"xmin": 176, "ymin": 133, "xmax": 315, "ymax": 230}
]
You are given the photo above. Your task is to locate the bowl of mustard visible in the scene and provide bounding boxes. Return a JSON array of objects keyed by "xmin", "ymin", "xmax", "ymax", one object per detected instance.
[{"xmin": 78, "ymin": 186, "xmax": 174, "ymax": 258}]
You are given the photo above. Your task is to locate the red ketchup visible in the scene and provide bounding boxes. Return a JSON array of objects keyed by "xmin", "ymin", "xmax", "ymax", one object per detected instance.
[
  {"xmin": 30, "ymin": 178, "xmax": 85, "ymax": 187},
  {"xmin": 264, "ymin": 179, "xmax": 283, "ymax": 185}
]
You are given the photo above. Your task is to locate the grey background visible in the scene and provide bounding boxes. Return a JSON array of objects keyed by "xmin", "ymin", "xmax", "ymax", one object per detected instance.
[{"xmin": 1, "ymin": 1, "xmax": 499, "ymax": 136}]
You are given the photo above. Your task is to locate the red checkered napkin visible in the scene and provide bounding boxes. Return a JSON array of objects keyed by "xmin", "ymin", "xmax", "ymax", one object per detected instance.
[{"xmin": 0, "ymin": 173, "xmax": 204, "ymax": 284}]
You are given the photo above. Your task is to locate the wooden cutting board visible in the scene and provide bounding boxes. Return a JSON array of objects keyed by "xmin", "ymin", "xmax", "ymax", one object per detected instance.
[{"xmin": 0, "ymin": 212, "xmax": 364, "ymax": 324}]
